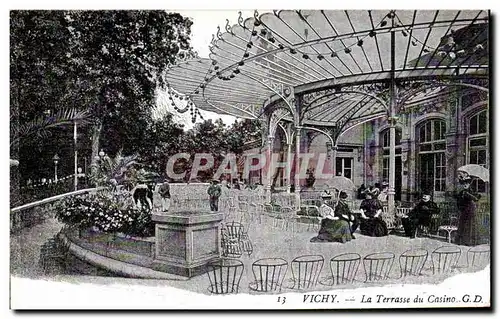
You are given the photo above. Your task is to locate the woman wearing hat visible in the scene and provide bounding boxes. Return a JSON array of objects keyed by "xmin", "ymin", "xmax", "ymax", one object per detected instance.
[
  {"xmin": 378, "ymin": 182, "xmax": 389, "ymax": 202},
  {"xmin": 454, "ymin": 176, "xmax": 481, "ymax": 246},
  {"xmin": 358, "ymin": 189, "xmax": 388, "ymax": 237},
  {"xmin": 310, "ymin": 190, "xmax": 354, "ymax": 243}
]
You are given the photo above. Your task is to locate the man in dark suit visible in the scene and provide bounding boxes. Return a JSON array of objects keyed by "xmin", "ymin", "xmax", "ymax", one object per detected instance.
[
  {"xmin": 402, "ymin": 192, "xmax": 440, "ymax": 238},
  {"xmin": 207, "ymin": 179, "xmax": 222, "ymax": 211}
]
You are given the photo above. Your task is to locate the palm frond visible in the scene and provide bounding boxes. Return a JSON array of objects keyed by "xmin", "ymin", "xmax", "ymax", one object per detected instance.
[
  {"xmin": 11, "ymin": 108, "xmax": 90, "ymax": 147},
  {"xmin": 96, "ymin": 149, "xmax": 139, "ymax": 185}
]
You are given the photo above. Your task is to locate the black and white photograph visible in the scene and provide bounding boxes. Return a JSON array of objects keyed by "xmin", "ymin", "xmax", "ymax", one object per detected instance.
[{"xmin": 8, "ymin": 5, "xmax": 491, "ymax": 310}]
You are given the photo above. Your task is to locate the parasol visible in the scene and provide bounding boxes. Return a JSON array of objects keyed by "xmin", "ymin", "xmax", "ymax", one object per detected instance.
[
  {"xmin": 323, "ymin": 176, "xmax": 357, "ymax": 210},
  {"xmin": 325, "ymin": 176, "xmax": 356, "ymax": 192},
  {"xmin": 458, "ymin": 164, "xmax": 489, "ymax": 183}
]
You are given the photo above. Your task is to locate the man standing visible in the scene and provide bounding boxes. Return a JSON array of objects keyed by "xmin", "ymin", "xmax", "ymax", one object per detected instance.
[
  {"xmin": 207, "ymin": 179, "xmax": 222, "ymax": 211},
  {"xmin": 159, "ymin": 178, "xmax": 171, "ymax": 212}
]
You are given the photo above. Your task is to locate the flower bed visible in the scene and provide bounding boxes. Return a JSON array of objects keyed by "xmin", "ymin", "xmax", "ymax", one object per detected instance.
[{"xmin": 54, "ymin": 189, "xmax": 154, "ymax": 237}]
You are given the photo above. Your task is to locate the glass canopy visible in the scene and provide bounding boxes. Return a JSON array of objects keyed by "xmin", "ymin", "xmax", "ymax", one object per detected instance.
[{"xmin": 166, "ymin": 10, "xmax": 489, "ymax": 127}]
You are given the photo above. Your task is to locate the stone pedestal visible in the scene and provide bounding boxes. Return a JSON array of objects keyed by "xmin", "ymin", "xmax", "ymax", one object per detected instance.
[{"xmin": 151, "ymin": 211, "xmax": 223, "ymax": 278}]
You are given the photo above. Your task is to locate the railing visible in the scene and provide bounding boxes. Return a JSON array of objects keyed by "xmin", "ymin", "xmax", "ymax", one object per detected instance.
[
  {"xmin": 18, "ymin": 175, "xmax": 91, "ymax": 206},
  {"xmin": 10, "ymin": 188, "xmax": 99, "ymax": 234}
]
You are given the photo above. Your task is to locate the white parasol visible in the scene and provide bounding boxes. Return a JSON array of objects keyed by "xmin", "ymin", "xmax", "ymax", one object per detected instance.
[
  {"xmin": 322, "ymin": 176, "xmax": 357, "ymax": 212},
  {"xmin": 325, "ymin": 176, "xmax": 356, "ymax": 193},
  {"xmin": 458, "ymin": 164, "xmax": 489, "ymax": 183}
]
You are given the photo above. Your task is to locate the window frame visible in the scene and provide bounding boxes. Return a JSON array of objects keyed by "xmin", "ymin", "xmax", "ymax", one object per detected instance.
[
  {"xmin": 415, "ymin": 118, "xmax": 447, "ymax": 192},
  {"xmin": 466, "ymin": 109, "xmax": 488, "ymax": 193},
  {"xmin": 335, "ymin": 157, "xmax": 353, "ymax": 179},
  {"xmin": 380, "ymin": 128, "xmax": 402, "ymax": 183}
]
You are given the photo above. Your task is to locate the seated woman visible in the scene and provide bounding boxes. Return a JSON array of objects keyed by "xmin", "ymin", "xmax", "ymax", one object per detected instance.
[
  {"xmin": 359, "ymin": 189, "xmax": 388, "ymax": 237},
  {"xmin": 310, "ymin": 190, "xmax": 354, "ymax": 243}
]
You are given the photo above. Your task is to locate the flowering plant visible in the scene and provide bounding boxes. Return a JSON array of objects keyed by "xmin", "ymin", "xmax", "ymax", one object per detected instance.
[{"xmin": 55, "ymin": 189, "xmax": 154, "ymax": 237}]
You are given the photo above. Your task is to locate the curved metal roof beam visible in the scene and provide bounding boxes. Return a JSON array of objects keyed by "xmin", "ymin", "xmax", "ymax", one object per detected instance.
[
  {"xmin": 338, "ymin": 112, "xmax": 387, "ymax": 138},
  {"xmin": 398, "ymin": 80, "xmax": 488, "ymax": 106},
  {"xmin": 298, "ymin": 126, "xmax": 335, "ymax": 146},
  {"xmin": 242, "ymin": 72, "xmax": 295, "ymax": 116},
  {"xmin": 304, "ymin": 89, "xmax": 388, "ymax": 113},
  {"xmin": 277, "ymin": 122, "xmax": 292, "ymax": 144},
  {"xmin": 206, "ymin": 99, "xmax": 259, "ymax": 119}
]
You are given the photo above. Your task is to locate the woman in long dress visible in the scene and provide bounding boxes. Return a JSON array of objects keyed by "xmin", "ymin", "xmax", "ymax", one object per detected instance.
[
  {"xmin": 359, "ymin": 189, "xmax": 388, "ymax": 237},
  {"xmin": 454, "ymin": 177, "xmax": 481, "ymax": 246},
  {"xmin": 310, "ymin": 191, "xmax": 353, "ymax": 243}
]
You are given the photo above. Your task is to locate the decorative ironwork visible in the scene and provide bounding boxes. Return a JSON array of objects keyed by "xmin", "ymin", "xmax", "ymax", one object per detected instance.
[
  {"xmin": 166, "ymin": 10, "xmax": 489, "ymax": 131},
  {"xmin": 225, "ymin": 19, "xmax": 233, "ymax": 34},
  {"xmin": 301, "ymin": 89, "xmax": 336, "ymax": 107},
  {"xmin": 238, "ymin": 11, "xmax": 245, "ymax": 28},
  {"xmin": 269, "ymin": 107, "xmax": 292, "ymax": 138},
  {"xmin": 305, "ymin": 131, "xmax": 322, "ymax": 149}
]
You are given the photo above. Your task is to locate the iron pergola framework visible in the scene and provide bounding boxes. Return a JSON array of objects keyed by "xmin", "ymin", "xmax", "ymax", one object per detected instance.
[{"xmin": 166, "ymin": 10, "xmax": 489, "ymax": 213}]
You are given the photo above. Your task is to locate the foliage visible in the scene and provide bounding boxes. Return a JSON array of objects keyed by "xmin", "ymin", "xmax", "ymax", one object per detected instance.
[
  {"xmin": 11, "ymin": 108, "xmax": 89, "ymax": 148},
  {"xmin": 137, "ymin": 113, "xmax": 186, "ymax": 173},
  {"xmin": 54, "ymin": 189, "xmax": 154, "ymax": 237},
  {"xmin": 225, "ymin": 119, "xmax": 262, "ymax": 154},
  {"xmin": 10, "ymin": 10, "xmax": 196, "ymax": 180},
  {"xmin": 10, "ymin": 11, "xmax": 74, "ymax": 122},
  {"xmin": 11, "ymin": 11, "xmax": 265, "ymax": 186},
  {"xmin": 20, "ymin": 179, "xmax": 76, "ymax": 205},
  {"xmin": 89, "ymin": 150, "xmax": 139, "ymax": 188},
  {"xmin": 65, "ymin": 10, "xmax": 197, "ymax": 160}
]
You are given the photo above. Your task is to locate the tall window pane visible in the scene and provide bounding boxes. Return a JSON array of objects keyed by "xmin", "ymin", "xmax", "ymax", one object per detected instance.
[
  {"xmin": 417, "ymin": 119, "xmax": 446, "ymax": 193},
  {"xmin": 467, "ymin": 109, "xmax": 488, "ymax": 193}
]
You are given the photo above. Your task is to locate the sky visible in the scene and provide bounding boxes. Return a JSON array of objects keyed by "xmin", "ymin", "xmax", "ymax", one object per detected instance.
[
  {"xmin": 175, "ymin": 10, "xmax": 257, "ymax": 59},
  {"xmin": 157, "ymin": 10, "xmax": 261, "ymax": 128}
]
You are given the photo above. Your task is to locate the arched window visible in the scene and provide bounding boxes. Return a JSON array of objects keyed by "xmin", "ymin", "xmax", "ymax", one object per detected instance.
[
  {"xmin": 416, "ymin": 119, "xmax": 446, "ymax": 193},
  {"xmin": 467, "ymin": 109, "xmax": 488, "ymax": 193}
]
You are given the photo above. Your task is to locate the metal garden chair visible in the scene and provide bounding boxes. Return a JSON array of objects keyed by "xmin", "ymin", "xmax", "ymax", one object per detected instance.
[
  {"xmin": 319, "ymin": 253, "xmax": 361, "ymax": 286},
  {"xmin": 206, "ymin": 258, "xmax": 244, "ymax": 294},
  {"xmin": 467, "ymin": 245, "xmax": 490, "ymax": 269}
]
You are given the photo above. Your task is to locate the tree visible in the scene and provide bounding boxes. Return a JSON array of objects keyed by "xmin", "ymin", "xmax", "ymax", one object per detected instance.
[
  {"xmin": 137, "ymin": 113, "xmax": 186, "ymax": 174},
  {"xmin": 10, "ymin": 10, "xmax": 197, "ymax": 183},
  {"xmin": 10, "ymin": 11, "xmax": 89, "ymax": 205},
  {"xmin": 65, "ymin": 10, "xmax": 197, "ymax": 164},
  {"xmin": 226, "ymin": 119, "xmax": 262, "ymax": 154},
  {"xmin": 10, "ymin": 11, "xmax": 79, "ymax": 156}
]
